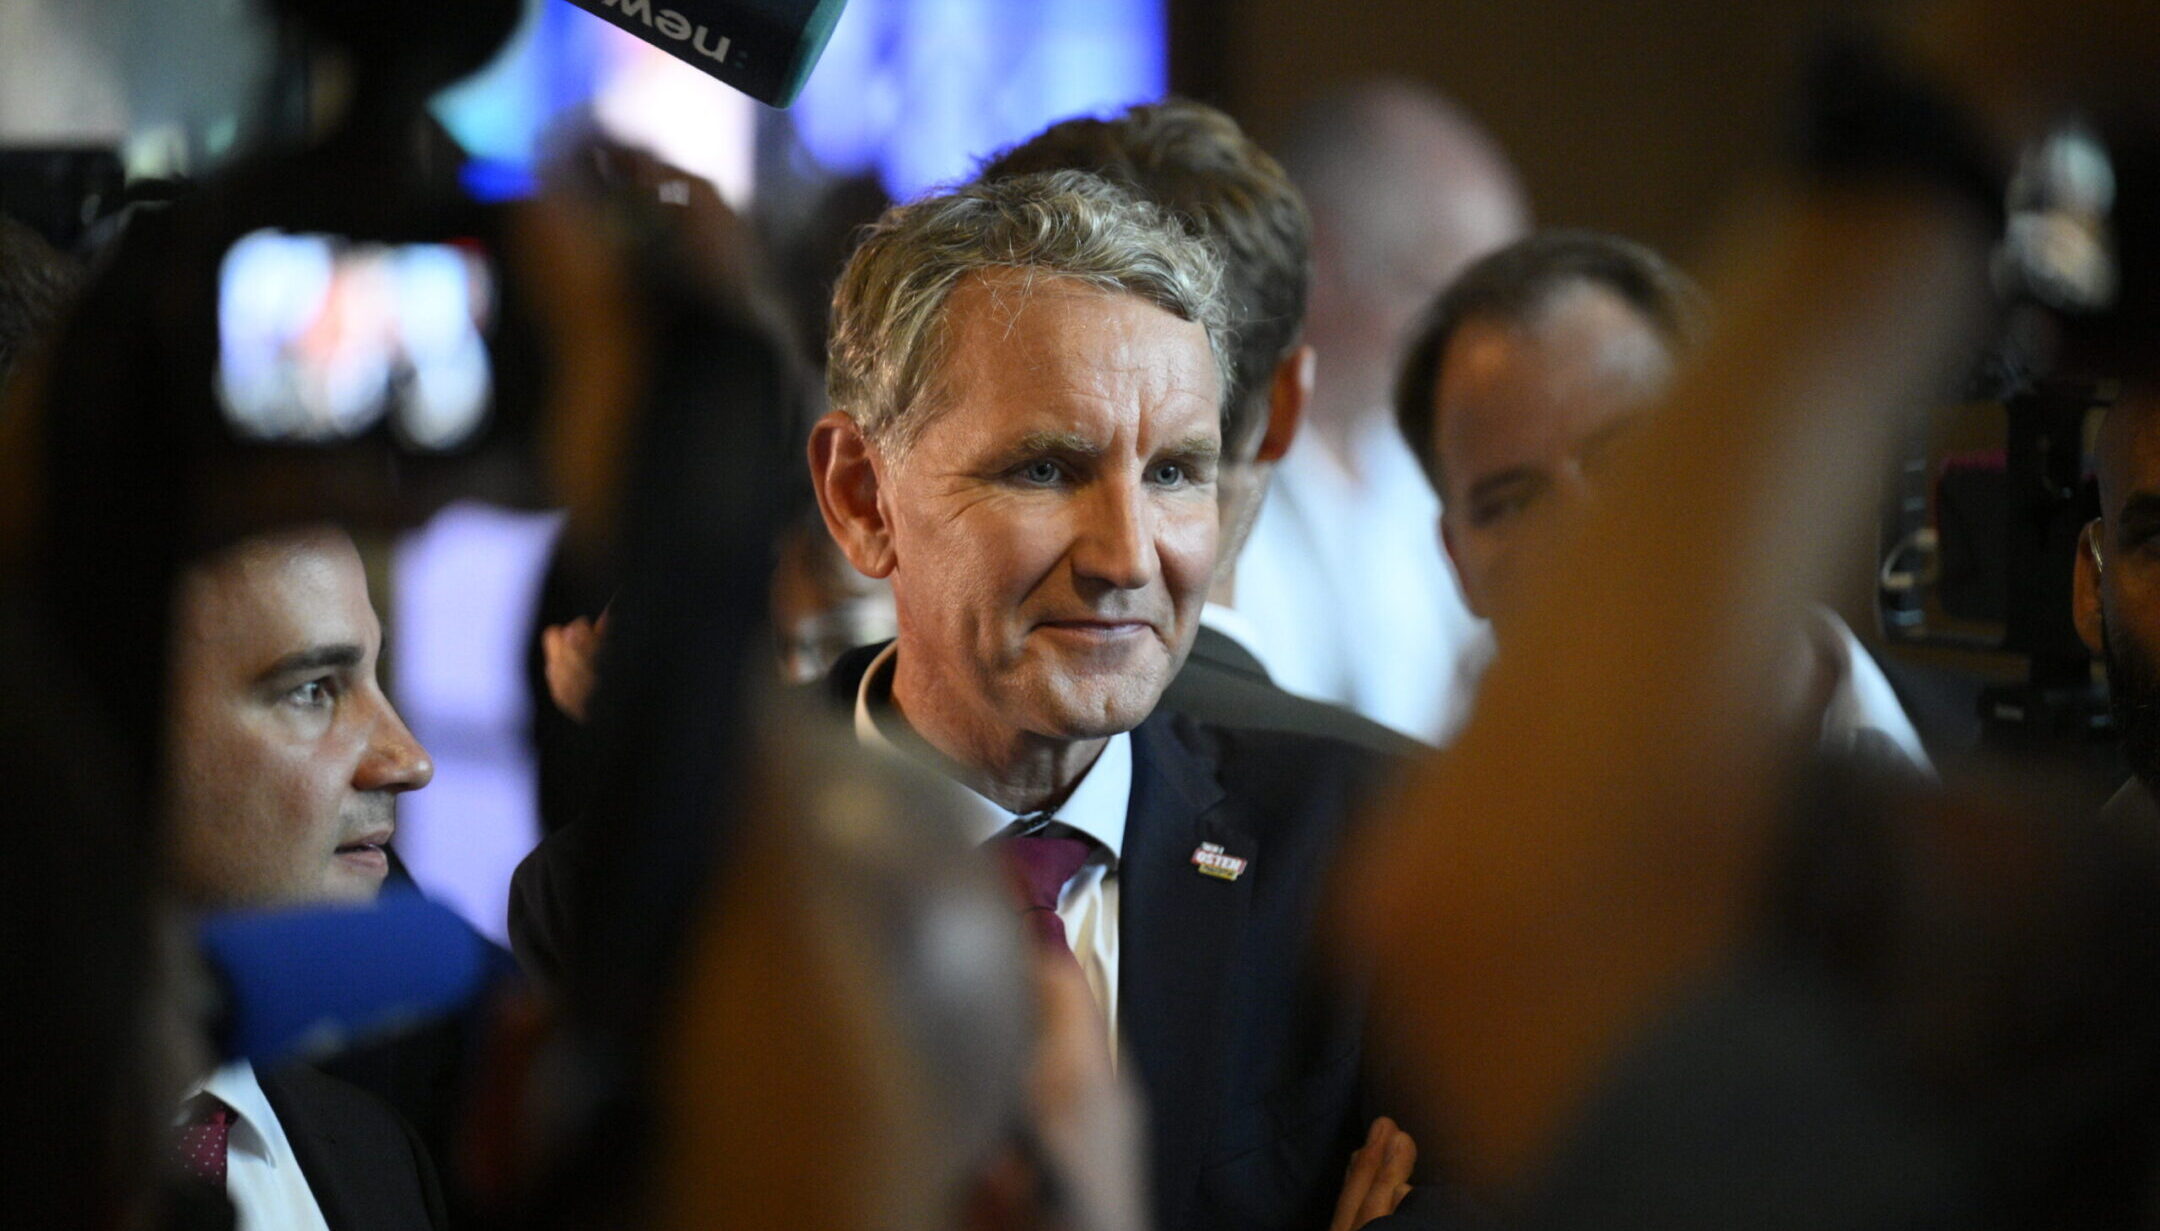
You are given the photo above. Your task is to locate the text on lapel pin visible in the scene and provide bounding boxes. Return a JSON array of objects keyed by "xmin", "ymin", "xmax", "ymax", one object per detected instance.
[{"xmin": 1191, "ymin": 842, "xmax": 1247, "ymax": 882}]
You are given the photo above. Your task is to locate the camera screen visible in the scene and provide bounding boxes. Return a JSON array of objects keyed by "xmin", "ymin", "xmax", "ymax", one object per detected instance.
[{"xmin": 216, "ymin": 230, "xmax": 497, "ymax": 451}]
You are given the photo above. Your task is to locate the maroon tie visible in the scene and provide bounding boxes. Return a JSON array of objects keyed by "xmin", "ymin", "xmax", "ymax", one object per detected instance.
[
  {"xmin": 986, "ymin": 814, "xmax": 1095, "ymax": 952},
  {"xmin": 174, "ymin": 1095, "xmax": 234, "ymax": 1185}
]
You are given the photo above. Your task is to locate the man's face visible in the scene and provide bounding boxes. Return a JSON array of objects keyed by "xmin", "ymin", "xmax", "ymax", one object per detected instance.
[
  {"xmin": 1432, "ymin": 282, "xmax": 1673, "ymax": 625},
  {"xmin": 876, "ymin": 273, "xmax": 1221, "ymax": 748},
  {"xmin": 165, "ymin": 528, "xmax": 433, "ymax": 907},
  {"xmin": 2077, "ymin": 393, "xmax": 2160, "ymax": 787}
]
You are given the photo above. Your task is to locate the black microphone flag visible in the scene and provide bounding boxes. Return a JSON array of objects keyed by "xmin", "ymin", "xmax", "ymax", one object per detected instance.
[{"xmin": 558, "ymin": 0, "xmax": 849, "ymax": 107}]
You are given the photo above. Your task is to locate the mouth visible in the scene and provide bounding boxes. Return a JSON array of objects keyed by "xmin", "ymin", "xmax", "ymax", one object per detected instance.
[
  {"xmin": 1037, "ymin": 617, "xmax": 1154, "ymax": 634},
  {"xmin": 335, "ymin": 829, "xmax": 393, "ymax": 876}
]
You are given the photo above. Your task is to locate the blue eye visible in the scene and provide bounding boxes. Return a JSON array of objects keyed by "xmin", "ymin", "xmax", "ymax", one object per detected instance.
[
  {"xmin": 1151, "ymin": 462, "xmax": 1187, "ymax": 486},
  {"xmin": 1017, "ymin": 460, "xmax": 1065, "ymax": 486}
]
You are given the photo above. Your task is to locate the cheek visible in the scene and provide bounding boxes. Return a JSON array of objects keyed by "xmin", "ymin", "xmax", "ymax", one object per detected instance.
[{"xmin": 1157, "ymin": 499, "xmax": 1219, "ymax": 591}]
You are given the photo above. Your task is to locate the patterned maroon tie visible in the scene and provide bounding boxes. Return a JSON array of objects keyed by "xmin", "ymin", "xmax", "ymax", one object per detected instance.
[
  {"xmin": 986, "ymin": 814, "xmax": 1095, "ymax": 952},
  {"xmin": 174, "ymin": 1095, "xmax": 234, "ymax": 1185}
]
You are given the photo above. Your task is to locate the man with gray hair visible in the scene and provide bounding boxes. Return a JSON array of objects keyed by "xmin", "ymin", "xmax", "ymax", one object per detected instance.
[
  {"xmin": 977, "ymin": 99, "xmax": 1419, "ymax": 756},
  {"xmin": 810, "ymin": 170, "xmax": 1421, "ymax": 1231}
]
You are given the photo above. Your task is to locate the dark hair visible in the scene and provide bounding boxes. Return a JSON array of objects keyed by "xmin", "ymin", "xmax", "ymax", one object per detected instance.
[
  {"xmin": 0, "ymin": 212, "xmax": 82, "ymax": 392},
  {"xmin": 1394, "ymin": 229, "xmax": 1704, "ymax": 493},
  {"xmin": 981, "ymin": 99, "xmax": 1310, "ymax": 454}
]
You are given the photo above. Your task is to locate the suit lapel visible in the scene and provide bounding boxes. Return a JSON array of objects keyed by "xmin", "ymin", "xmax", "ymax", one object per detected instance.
[
  {"xmin": 259, "ymin": 1067, "xmax": 362, "ymax": 1231},
  {"xmin": 1120, "ymin": 714, "xmax": 1249, "ymax": 1231}
]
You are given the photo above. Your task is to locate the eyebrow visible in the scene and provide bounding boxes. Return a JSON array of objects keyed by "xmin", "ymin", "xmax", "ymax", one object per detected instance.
[
  {"xmin": 255, "ymin": 644, "xmax": 365, "ymax": 684},
  {"xmin": 1466, "ymin": 466, "xmax": 1544, "ymax": 505},
  {"xmin": 1159, "ymin": 433, "xmax": 1222, "ymax": 463},
  {"xmin": 1005, "ymin": 430, "xmax": 1104, "ymax": 460}
]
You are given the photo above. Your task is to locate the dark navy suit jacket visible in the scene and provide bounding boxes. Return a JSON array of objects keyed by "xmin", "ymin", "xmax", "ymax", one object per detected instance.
[
  {"xmin": 828, "ymin": 643, "xmax": 1411, "ymax": 1231},
  {"xmin": 512, "ymin": 642, "xmax": 1427, "ymax": 1231}
]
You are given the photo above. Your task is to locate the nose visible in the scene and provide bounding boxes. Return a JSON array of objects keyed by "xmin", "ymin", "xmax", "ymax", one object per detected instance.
[
  {"xmin": 355, "ymin": 694, "xmax": 435, "ymax": 793},
  {"xmin": 1070, "ymin": 476, "xmax": 1158, "ymax": 593}
]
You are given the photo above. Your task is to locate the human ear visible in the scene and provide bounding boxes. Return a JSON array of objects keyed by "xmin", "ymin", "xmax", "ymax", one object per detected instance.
[
  {"xmin": 807, "ymin": 412, "xmax": 897, "ymax": 579},
  {"xmin": 2074, "ymin": 518, "xmax": 2107, "ymax": 656},
  {"xmin": 1255, "ymin": 345, "xmax": 1315, "ymax": 463}
]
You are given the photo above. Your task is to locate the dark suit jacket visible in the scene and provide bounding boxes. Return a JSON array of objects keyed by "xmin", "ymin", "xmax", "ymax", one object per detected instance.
[
  {"xmin": 827, "ymin": 642, "xmax": 1406, "ymax": 1231},
  {"xmin": 509, "ymin": 642, "xmax": 1419, "ymax": 1231},
  {"xmin": 1164, "ymin": 624, "xmax": 1428, "ymax": 756},
  {"xmin": 256, "ymin": 1064, "xmax": 447, "ymax": 1231}
]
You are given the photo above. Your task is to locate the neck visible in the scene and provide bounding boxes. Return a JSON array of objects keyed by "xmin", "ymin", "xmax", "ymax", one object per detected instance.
[{"xmin": 889, "ymin": 654, "xmax": 1106, "ymax": 813}]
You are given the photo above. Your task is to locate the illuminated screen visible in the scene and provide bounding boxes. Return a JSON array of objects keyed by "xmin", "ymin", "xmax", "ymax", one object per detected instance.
[{"xmin": 216, "ymin": 230, "xmax": 495, "ymax": 451}]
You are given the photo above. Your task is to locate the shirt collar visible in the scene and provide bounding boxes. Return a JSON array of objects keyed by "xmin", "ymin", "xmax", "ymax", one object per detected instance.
[
  {"xmin": 852, "ymin": 641, "xmax": 1130, "ymax": 858},
  {"xmin": 191, "ymin": 1059, "xmax": 277, "ymax": 1167}
]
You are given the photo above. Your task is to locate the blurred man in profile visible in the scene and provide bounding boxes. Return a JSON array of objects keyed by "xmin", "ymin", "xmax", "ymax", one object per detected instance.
[
  {"xmin": 1236, "ymin": 81, "xmax": 1529, "ymax": 742},
  {"xmin": 808, "ymin": 170, "xmax": 1418, "ymax": 1231},
  {"xmin": 1395, "ymin": 230, "xmax": 1928, "ymax": 762},
  {"xmin": 979, "ymin": 99, "xmax": 1418, "ymax": 755},
  {"xmin": 163, "ymin": 524, "xmax": 446, "ymax": 1230}
]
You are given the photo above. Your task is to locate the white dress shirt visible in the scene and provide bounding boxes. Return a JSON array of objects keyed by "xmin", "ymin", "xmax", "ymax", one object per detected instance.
[
  {"xmin": 186, "ymin": 1061, "xmax": 333, "ymax": 1231},
  {"xmin": 1236, "ymin": 410, "xmax": 1485, "ymax": 742},
  {"xmin": 853, "ymin": 642, "xmax": 1130, "ymax": 1056}
]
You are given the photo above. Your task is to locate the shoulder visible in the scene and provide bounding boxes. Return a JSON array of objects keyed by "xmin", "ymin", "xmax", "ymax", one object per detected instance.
[
  {"xmin": 256, "ymin": 1062, "xmax": 419, "ymax": 1145},
  {"xmin": 1139, "ymin": 708, "xmax": 1406, "ymax": 826},
  {"xmin": 258, "ymin": 1063, "xmax": 446, "ymax": 1230},
  {"xmin": 1162, "ymin": 652, "xmax": 1428, "ymax": 758}
]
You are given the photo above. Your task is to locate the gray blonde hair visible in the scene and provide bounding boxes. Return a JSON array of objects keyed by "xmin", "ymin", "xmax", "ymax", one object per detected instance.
[{"xmin": 827, "ymin": 169, "xmax": 1233, "ymax": 453}]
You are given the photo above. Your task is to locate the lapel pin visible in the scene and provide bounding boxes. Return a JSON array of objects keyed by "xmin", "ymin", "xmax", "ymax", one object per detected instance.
[{"xmin": 1190, "ymin": 842, "xmax": 1247, "ymax": 882}]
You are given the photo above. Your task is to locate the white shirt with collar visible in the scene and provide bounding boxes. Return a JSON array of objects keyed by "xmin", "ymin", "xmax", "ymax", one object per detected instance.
[
  {"xmin": 853, "ymin": 641, "xmax": 1129, "ymax": 1056},
  {"xmin": 187, "ymin": 1060, "xmax": 333, "ymax": 1231}
]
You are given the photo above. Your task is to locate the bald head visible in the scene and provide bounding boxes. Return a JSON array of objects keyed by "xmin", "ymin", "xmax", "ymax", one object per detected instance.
[{"xmin": 1281, "ymin": 81, "xmax": 1530, "ymax": 432}]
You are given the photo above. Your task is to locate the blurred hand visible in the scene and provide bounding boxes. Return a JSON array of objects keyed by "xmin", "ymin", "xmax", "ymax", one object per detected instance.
[
  {"xmin": 1327, "ymin": 1117, "xmax": 1417, "ymax": 1231},
  {"xmin": 540, "ymin": 608, "xmax": 608, "ymax": 724}
]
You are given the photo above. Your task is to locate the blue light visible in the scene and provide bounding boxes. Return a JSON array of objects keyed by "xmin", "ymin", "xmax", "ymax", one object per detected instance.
[{"xmin": 790, "ymin": 0, "xmax": 1166, "ymax": 199}]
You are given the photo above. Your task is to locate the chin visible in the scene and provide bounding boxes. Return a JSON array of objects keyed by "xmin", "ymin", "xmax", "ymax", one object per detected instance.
[{"xmin": 1028, "ymin": 674, "xmax": 1165, "ymax": 740}]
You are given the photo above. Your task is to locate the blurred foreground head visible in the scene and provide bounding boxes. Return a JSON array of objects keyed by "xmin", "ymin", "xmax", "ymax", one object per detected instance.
[
  {"xmin": 981, "ymin": 100, "xmax": 1314, "ymax": 593},
  {"xmin": 813, "ymin": 171, "xmax": 1230, "ymax": 751},
  {"xmin": 641, "ymin": 722, "xmax": 1037, "ymax": 1231}
]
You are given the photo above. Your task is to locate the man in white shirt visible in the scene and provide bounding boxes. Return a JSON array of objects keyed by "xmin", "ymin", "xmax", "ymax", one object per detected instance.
[
  {"xmin": 1391, "ymin": 230, "xmax": 1930, "ymax": 765},
  {"xmin": 165, "ymin": 525, "xmax": 444, "ymax": 1231},
  {"xmin": 1237, "ymin": 81, "xmax": 1531, "ymax": 741}
]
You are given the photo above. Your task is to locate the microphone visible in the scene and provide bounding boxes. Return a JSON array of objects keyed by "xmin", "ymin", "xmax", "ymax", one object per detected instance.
[
  {"xmin": 559, "ymin": 0, "xmax": 850, "ymax": 107},
  {"xmin": 197, "ymin": 891, "xmax": 514, "ymax": 1065}
]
